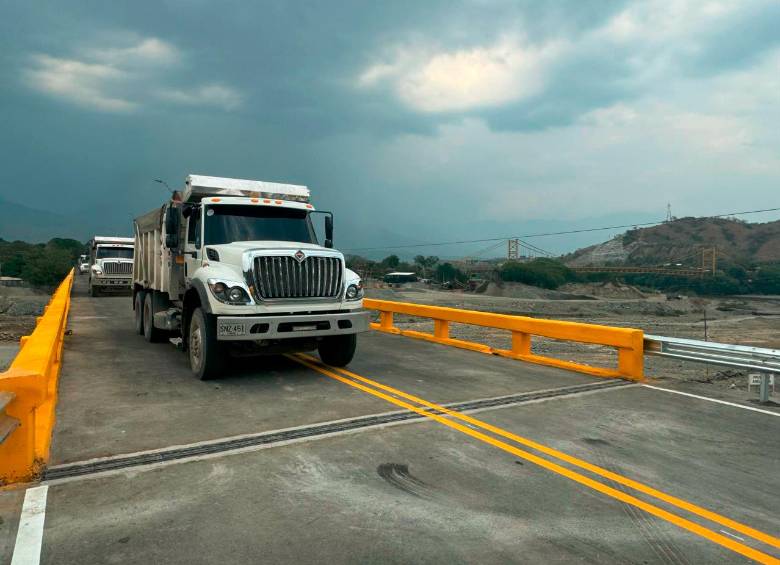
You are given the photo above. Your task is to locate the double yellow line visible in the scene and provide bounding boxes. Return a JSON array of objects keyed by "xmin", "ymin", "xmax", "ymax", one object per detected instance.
[{"xmin": 292, "ymin": 354, "xmax": 780, "ymax": 564}]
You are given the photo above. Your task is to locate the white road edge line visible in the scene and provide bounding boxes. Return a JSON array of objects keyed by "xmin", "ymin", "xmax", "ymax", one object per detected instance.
[
  {"xmin": 641, "ymin": 384, "xmax": 779, "ymax": 416},
  {"xmin": 11, "ymin": 485, "xmax": 48, "ymax": 565}
]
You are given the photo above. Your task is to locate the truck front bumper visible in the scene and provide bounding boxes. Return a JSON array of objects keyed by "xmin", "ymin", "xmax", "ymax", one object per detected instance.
[
  {"xmin": 94, "ymin": 278, "xmax": 132, "ymax": 288},
  {"xmin": 216, "ymin": 310, "xmax": 371, "ymax": 341}
]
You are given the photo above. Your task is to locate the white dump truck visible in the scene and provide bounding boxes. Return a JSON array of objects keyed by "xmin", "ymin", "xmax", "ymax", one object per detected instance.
[
  {"xmin": 88, "ymin": 236, "xmax": 135, "ymax": 296},
  {"xmin": 133, "ymin": 174, "xmax": 370, "ymax": 379}
]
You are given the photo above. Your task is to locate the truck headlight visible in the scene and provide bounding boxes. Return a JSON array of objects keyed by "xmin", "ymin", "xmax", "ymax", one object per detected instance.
[
  {"xmin": 345, "ymin": 281, "xmax": 363, "ymax": 301},
  {"xmin": 208, "ymin": 279, "xmax": 252, "ymax": 305},
  {"xmin": 92, "ymin": 266, "xmax": 103, "ymax": 275}
]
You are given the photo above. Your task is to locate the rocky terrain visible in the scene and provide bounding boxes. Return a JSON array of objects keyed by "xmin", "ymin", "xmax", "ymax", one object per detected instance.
[
  {"xmin": 565, "ymin": 217, "xmax": 780, "ymax": 266},
  {"xmin": 0, "ymin": 286, "xmax": 48, "ymax": 341}
]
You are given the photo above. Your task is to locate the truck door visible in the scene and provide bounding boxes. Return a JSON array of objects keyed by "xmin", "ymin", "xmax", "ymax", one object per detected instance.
[{"xmin": 184, "ymin": 207, "xmax": 202, "ymax": 280}]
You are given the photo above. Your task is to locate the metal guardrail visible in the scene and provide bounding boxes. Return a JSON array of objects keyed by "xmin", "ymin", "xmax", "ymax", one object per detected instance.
[
  {"xmin": 645, "ymin": 335, "xmax": 779, "ymax": 403},
  {"xmin": 644, "ymin": 335, "xmax": 780, "ymax": 373},
  {"xmin": 363, "ymin": 299, "xmax": 644, "ymax": 381},
  {"xmin": 0, "ymin": 269, "xmax": 74, "ymax": 484}
]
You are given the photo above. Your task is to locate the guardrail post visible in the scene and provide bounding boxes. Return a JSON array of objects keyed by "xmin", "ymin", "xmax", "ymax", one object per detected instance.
[
  {"xmin": 379, "ymin": 311, "xmax": 394, "ymax": 331},
  {"xmin": 434, "ymin": 319, "xmax": 449, "ymax": 340},
  {"xmin": 618, "ymin": 330, "xmax": 644, "ymax": 380},
  {"xmin": 511, "ymin": 331, "xmax": 531, "ymax": 356},
  {"xmin": 0, "ymin": 369, "xmax": 46, "ymax": 483}
]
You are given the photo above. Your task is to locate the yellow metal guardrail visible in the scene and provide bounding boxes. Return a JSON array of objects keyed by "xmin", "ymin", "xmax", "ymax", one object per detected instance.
[
  {"xmin": 363, "ymin": 299, "xmax": 644, "ymax": 381},
  {"xmin": 0, "ymin": 270, "xmax": 74, "ymax": 484}
]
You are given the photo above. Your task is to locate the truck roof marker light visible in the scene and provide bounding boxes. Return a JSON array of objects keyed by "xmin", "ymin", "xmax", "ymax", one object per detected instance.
[
  {"xmin": 306, "ymin": 204, "xmax": 313, "ymax": 209},
  {"xmin": 263, "ymin": 199, "xmax": 271, "ymax": 204},
  {"xmin": 211, "ymin": 198, "xmax": 221, "ymax": 202},
  {"xmin": 275, "ymin": 200, "xmax": 283, "ymax": 205},
  {"xmin": 251, "ymin": 198, "xmax": 259, "ymax": 203}
]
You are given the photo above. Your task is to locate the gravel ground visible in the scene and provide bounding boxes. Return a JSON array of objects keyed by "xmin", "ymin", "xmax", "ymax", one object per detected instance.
[{"xmin": 0, "ymin": 286, "xmax": 49, "ymax": 343}]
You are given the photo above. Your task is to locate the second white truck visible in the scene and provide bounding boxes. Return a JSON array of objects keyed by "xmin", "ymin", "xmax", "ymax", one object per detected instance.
[
  {"xmin": 88, "ymin": 237, "xmax": 135, "ymax": 296},
  {"xmin": 133, "ymin": 174, "xmax": 370, "ymax": 379}
]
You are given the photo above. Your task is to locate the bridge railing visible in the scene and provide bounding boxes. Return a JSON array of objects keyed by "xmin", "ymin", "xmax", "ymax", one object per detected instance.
[
  {"xmin": 0, "ymin": 270, "xmax": 74, "ymax": 484},
  {"xmin": 363, "ymin": 299, "xmax": 644, "ymax": 381}
]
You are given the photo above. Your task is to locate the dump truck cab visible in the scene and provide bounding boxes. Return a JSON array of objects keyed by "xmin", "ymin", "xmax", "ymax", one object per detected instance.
[
  {"xmin": 88, "ymin": 237, "xmax": 134, "ymax": 296},
  {"xmin": 133, "ymin": 175, "xmax": 369, "ymax": 379}
]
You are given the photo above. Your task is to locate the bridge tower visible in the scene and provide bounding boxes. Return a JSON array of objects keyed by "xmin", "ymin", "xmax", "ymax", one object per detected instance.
[
  {"xmin": 701, "ymin": 247, "xmax": 717, "ymax": 275},
  {"xmin": 507, "ymin": 239, "xmax": 519, "ymax": 260}
]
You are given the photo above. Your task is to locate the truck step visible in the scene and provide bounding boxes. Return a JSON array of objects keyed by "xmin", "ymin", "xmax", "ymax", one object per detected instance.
[{"xmin": 169, "ymin": 337, "xmax": 184, "ymax": 350}]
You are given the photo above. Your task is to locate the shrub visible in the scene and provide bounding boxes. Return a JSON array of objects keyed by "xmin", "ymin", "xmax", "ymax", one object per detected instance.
[{"xmin": 499, "ymin": 258, "xmax": 575, "ymax": 289}]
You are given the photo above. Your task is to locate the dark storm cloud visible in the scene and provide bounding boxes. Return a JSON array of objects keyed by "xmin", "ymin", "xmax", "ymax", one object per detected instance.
[{"xmin": 1, "ymin": 1, "xmax": 778, "ymax": 252}]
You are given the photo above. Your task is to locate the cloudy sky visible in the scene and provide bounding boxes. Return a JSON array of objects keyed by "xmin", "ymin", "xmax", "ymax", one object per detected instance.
[{"xmin": 1, "ymin": 0, "xmax": 778, "ymax": 257}]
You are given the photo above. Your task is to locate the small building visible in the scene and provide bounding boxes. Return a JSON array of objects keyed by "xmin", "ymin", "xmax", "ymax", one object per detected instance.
[
  {"xmin": 383, "ymin": 272, "xmax": 418, "ymax": 284},
  {"xmin": 0, "ymin": 276, "xmax": 25, "ymax": 287}
]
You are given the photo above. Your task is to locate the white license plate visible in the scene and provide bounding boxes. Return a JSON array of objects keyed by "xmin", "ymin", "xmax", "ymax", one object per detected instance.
[{"xmin": 218, "ymin": 323, "xmax": 246, "ymax": 337}]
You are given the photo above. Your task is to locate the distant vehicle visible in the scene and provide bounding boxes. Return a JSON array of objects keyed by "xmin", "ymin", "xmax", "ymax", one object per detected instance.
[
  {"xmin": 87, "ymin": 237, "xmax": 134, "ymax": 296},
  {"xmin": 78, "ymin": 262, "xmax": 90, "ymax": 274},
  {"xmin": 133, "ymin": 174, "xmax": 369, "ymax": 380},
  {"xmin": 384, "ymin": 272, "xmax": 418, "ymax": 284}
]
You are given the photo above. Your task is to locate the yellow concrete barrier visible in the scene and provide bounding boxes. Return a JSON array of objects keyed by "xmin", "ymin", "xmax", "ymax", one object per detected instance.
[
  {"xmin": 363, "ymin": 299, "xmax": 644, "ymax": 381},
  {"xmin": 0, "ymin": 270, "xmax": 74, "ymax": 484}
]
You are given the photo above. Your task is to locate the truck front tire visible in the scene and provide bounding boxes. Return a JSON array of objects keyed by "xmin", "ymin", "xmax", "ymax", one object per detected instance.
[
  {"xmin": 318, "ymin": 334, "xmax": 357, "ymax": 367},
  {"xmin": 134, "ymin": 291, "xmax": 146, "ymax": 335},
  {"xmin": 143, "ymin": 292, "xmax": 166, "ymax": 343},
  {"xmin": 89, "ymin": 282, "xmax": 99, "ymax": 297},
  {"xmin": 188, "ymin": 307, "xmax": 224, "ymax": 380}
]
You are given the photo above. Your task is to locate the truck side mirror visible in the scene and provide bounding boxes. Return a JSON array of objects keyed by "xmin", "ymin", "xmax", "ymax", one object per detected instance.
[
  {"xmin": 325, "ymin": 215, "xmax": 333, "ymax": 249},
  {"xmin": 165, "ymin": 206, "xmax": 180, "ymax": 249}
]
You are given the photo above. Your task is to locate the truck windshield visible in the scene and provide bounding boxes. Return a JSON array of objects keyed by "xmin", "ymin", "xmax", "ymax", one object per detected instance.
[
  {"xmin": 96, "ymin": 246, "xmax": 134, "ymax": 259},
  {"xmin": 204, "ymin": 205, "xmax": 316, "ymax": 245}
]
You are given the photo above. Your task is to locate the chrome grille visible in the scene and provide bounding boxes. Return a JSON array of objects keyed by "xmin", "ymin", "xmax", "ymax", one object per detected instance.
[
  {"xmin": 254, "ymin": 256, "xmax": 343, "ymax": 299},
  {"xmin": 102, "ymin": 261, "xmax": 132, "ymax": 276}
]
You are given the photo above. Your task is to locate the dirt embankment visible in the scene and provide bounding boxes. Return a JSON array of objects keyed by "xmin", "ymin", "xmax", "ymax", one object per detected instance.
[{"xmin": 0, "ymin": 286, "xmax": 49, "ymax": 341}]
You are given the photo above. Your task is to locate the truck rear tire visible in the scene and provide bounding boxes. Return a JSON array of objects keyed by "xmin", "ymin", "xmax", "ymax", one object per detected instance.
[
  {"xmin": 188, "ymin": 307, "xmax": 224, "ymax": 380},
  {"xmin": 134, "ymin": 291, "xmax": 146, "ymax": 335},
  {"xmin": 143, "ymin": 292, "xmax": 166, "ymax": 343},
  {"xmin": 318, "ymin": 334, "xmax": 357, "ymax": 367}
]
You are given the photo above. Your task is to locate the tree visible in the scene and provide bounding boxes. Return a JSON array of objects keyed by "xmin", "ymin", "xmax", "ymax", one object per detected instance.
[
  {"xmin": 381, "ymin": 254, "xmax": 400, "ymax": 269},
  {"xmin": 435, "ymin": 262, "xmax": 466, "ymax": 283},
  {"xmin": 500, "ymin": 258, "xmax": 575, "ymax": 289},
  {"xmin": 0, "ymin": 237, "xmax": 85, "ymax": 286},
  {"xmin": 21, "ymin": 247, "xmax": 74, "ymax": 287},
  {"xmin": 414, "ymin": 255, "xmax": 439, "ymax": 277}
]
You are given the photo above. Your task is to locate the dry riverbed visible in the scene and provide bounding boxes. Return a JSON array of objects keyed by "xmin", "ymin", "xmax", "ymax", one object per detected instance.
[{"xmin": 0, "ymin": 286, "xmax": 49, "ymax": 369}]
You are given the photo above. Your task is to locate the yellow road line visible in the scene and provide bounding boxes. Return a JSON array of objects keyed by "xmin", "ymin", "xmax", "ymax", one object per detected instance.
[
  {"xmin": 292, "ymin": 355, "xmax": 779, "ymax": 565},
  {"xmin": 307, "ymin": 356, "xmax": 780, "ymax": 551}
]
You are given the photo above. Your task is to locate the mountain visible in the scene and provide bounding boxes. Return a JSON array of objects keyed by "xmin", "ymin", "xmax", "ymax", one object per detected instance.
[
  {"xmin": 565, "ymin": 217, "xmax": 780, "ymax": 267},
  {"xmin": 0, "ymin": 197, "xmax": 84, "ymax": 242},
  {"xmin": 0, "ymin": 198, "xmax": 134, "ymax": 243}
]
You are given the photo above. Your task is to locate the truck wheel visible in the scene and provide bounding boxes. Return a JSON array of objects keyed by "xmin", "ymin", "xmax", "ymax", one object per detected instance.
[
  {"xmin": 318, "ymin": 334, "xmax": 357, "ymax": 367},
  {"xmin": 188, "ymin": 307, "xmax": 224, "ymax": 380},
  {"xmin": 134, "ymin": 291, "xmax": 146, "ymax": 335},
  {"xmin": 143, "ymin": 292, "xmax": 166, "ymax": 343},
  {"xmin": 89, "ymin": 283, "xmax": 99, "ymax": 297}
]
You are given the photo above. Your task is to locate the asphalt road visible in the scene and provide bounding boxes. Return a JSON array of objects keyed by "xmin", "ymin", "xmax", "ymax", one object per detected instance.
[{"xmin": 1, "ymin": 276, "xmax": 778, "ymax": 564}]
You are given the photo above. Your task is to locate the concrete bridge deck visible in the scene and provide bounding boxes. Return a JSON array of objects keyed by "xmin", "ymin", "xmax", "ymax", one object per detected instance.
[{"xmin": 1, "ymin": 276, "xmax": 778, "ymax": 564}]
